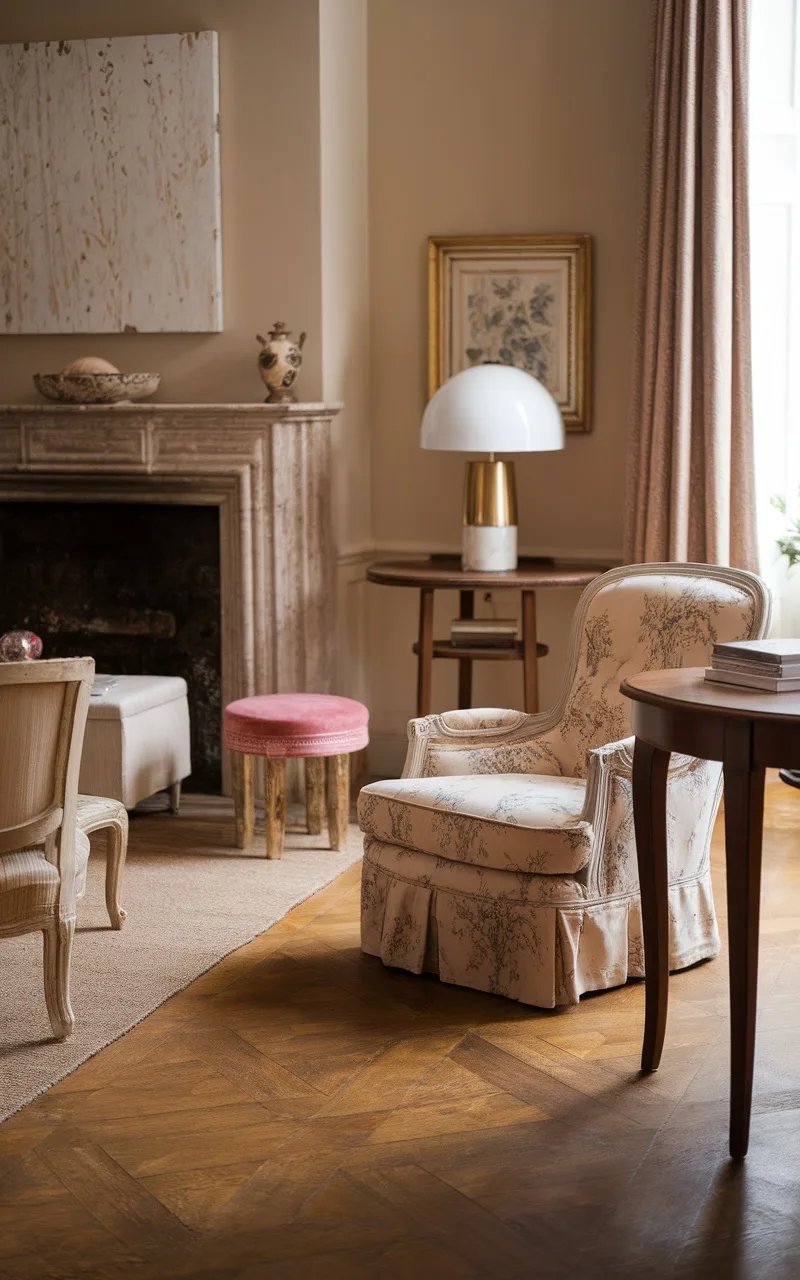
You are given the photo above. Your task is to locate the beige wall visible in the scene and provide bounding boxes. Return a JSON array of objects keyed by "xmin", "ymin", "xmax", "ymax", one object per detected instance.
[
  {"xmin": 0, "ymin": 0, "xmax": 324, "ymax": 405},
  {"xmin": 0, "ymin": 1, "xmax": 652, "ymax": 776},
  {"xmin": 369, "ymin": 0, "xmax": 650, "ymax": 556},
  {"xmin": 364, "ymin": 0, "xmax": 651, "ymax": 769},
  {"xmin": 320, "ymin": 0, "xmax": 372, "ymax": 703},
  {"xmin": 320, "ymin": 0, "xmax": 371, "ymax": 557}
]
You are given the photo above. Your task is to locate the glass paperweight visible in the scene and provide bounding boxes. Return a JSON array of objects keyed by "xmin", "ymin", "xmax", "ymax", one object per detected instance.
[{"xmin": 0, "ymin": 630, "xmax": 44, "ymax": 662}]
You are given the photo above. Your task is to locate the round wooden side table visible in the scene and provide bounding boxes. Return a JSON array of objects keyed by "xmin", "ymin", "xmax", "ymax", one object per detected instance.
[
  {"xmin": 622, "ymin": 666, "xmax": 800, "ymax": 1159},
  {"xmin": 367, "ymin": 556, "xmax": 609, "ymax": 717}
]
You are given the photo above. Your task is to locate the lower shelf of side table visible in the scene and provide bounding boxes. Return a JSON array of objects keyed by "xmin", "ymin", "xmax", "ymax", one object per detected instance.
[{"xmin": 412, "ymin": 640, "xmax": 549, "ymax": 661}]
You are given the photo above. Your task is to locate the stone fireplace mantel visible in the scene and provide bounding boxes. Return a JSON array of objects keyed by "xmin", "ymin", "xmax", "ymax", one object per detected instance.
[{"xmin": 0, "ymin": 402, "xmax": 341, "ymax": 786}]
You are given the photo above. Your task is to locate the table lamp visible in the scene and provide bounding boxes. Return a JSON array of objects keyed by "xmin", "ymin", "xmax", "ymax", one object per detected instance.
[{"xmin": 420, "ymin": 364, "xmax": 565, "ymax": 571}]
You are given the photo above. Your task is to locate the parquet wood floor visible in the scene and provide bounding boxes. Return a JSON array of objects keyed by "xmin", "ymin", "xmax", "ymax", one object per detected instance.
[{"xmin": 4, "ymin": 778, "xmax": 800, "ymax": 1278}]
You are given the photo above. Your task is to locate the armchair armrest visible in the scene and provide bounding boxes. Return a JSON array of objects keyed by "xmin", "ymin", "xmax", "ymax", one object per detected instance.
[
  {"xmin": 402, "ymin": 706, "xmax": 560, "ymax": 778},
  {"xmin": 581, "ymin": 736, "xmax": 712, "ymax": 817},
  {"xmin": 581, "ymin": 736, "xmax": 723, "ymax": 898}
]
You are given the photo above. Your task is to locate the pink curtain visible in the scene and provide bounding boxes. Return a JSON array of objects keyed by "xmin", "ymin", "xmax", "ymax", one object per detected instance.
[{"xmin": 624, "ymin": 0, "xmax": 757, "ymax": 571}]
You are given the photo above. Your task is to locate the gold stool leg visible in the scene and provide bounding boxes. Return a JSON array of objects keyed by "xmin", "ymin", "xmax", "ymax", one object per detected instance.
[
  {"xmin": 265, "ymin": 758, "xmax": 287, "ymax": 859},
  {"xmin": 305, "ymin": 757, "xmax": 325, "ymax": 835},
  {"xmin": 325, "ymin": 754, "xmax": 350, "ymax": 851},
  {"xmin": 231, "ymin": 752, "xmax": 254, "ymax": 848}
]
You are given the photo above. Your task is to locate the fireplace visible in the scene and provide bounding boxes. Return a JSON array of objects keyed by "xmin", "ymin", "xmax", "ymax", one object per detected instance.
[
  {"xmin": 0, "ymin": 500, "xmax": 222, "ymax": 791},
  {"xmin": 0, "ymin": 402, "xmax": 339, "ymax": 793}
]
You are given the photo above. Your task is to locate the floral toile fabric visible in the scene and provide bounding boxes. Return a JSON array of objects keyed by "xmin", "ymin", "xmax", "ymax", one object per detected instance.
[{"xmin": 358, "ymin": 564, "xmax": 772, "ymax": 1007}]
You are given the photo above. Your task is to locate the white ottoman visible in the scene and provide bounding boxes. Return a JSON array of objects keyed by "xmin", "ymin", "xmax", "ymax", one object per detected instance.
[{"xmin": 79, "ymin": 675, "xmax": 192, "ymax": 811}]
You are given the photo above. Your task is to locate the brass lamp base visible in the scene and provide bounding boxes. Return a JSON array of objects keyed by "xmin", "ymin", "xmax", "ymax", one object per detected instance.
[{"xmin": 462, "ymin": 460, "xmax": 519, "ymax": 572}]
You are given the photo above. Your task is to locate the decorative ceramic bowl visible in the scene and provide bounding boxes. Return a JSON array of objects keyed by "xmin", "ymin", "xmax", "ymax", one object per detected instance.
[{"xmin": 33, "ymin": 372, "xmax": 161, "ymax": 404}]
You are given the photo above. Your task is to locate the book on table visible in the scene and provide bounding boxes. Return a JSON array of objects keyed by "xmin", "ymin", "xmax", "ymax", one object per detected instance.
[
  {"xmin": 711, "ymin": 639, "xmax": 800, "ymax": 665},
  {"xmin": 705, "ymin": 638, "xmax": 800, "ymax": 692},
  {"xmin": 704, "ymin": 667, "xmax": 800, "ymax": 692},
  {"xmin": 711, "ymin": 657, "xmax": 800, "ymax": 678},
  {"xmin": 450, "ymin": 618, "xmax": 519, "ymax": 647}
]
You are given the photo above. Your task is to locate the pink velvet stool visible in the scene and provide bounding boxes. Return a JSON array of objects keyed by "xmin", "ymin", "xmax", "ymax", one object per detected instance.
[{"xmin": 224, "ymin": 693, "xmax": 369, "ymax": 858}]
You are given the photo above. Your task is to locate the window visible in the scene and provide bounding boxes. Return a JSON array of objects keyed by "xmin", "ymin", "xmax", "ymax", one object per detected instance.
[{"xmin": 750, "ymin": 0, "xmax": 800, "ymax": 626}]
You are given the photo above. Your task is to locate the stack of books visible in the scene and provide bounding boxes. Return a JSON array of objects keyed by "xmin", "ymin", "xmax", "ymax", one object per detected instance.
[
  {"xmin": 705, "ymin": 639, "xmax": 800, "ymax": 692},
  {"xmin": 450, "ymin": 618, "xmax": 519, "ymax": 648}
]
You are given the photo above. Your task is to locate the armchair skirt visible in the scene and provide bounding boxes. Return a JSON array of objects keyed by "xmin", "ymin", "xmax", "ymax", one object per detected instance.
[{"xmin": 361, "ymin": 836, "xmax": 718, "ymax": 1008}]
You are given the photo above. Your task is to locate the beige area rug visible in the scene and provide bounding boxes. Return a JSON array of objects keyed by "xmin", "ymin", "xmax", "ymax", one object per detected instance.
[{"xmin": 0, "ymin": 796, "xmax": 363, "ymax": 1123}]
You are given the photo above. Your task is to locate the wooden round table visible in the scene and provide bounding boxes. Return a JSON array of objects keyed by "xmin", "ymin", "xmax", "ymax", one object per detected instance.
[
  {"xmin": 367, "ymin": 556, "xmax": 609, "ymax": 717},
  {"xmin": 622, "ymin": 667, "xmax": 800, "ymax": 1159}
]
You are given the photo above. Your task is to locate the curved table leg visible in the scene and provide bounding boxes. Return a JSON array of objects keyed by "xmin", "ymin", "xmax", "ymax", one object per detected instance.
[
  {"xmin": 458, "ymin": 590, "xmax": 474, "ymax": 710},
  {"xmin": 522, "ymin": 590, "xmax": 539, "ymax": 713},
  {"xmin": 723, "ymin": 760, "xmax": 765, "ymax": 1161},
  {"xmin": 417, "ymin": 588, "xmax": 434, "ymax": 718},
  {"xmin": 632, "ymin": 737, "xmax": 671, "ymax": 1072}
]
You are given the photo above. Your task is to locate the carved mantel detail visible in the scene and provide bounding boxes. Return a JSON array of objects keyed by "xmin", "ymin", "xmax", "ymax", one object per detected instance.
[{"xmin": 0, "ymin": 403, "xmax": 341, "ymax": 783}]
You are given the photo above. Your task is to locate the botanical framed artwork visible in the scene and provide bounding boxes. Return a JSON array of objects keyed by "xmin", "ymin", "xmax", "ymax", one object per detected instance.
[{"xmin": 428, "ymin": 234, "xmax": 592, "ymax": 431}]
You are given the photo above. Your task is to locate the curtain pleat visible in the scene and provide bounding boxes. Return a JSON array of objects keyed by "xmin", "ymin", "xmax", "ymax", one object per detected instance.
[{"xmin": 624, "ymin": 0, "xmax": 757, "ymax": 571}]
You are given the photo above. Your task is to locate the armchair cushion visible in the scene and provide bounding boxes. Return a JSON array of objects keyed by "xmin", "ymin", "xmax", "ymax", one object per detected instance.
[{"xmin": 358, "ymin": 773, "xmax": 592, "ymax": 874}]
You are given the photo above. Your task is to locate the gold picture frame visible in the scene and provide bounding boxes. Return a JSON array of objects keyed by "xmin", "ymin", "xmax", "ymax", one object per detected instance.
[{"xmin": 428, "ymin": 233, "xmax": 592, "ymax": 432}]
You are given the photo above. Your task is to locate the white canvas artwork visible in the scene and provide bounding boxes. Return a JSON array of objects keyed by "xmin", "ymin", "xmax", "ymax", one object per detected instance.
[{"xmin": 0, "ymin": 31, "xmax": 222, "ymax": 334}]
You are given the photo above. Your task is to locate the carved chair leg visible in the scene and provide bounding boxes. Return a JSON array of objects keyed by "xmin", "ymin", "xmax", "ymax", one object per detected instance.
[
  {"xmin": 305, "ymin": 757, "xmax": 325, "ymax": 835},
  {"xmin": 104, "ymin": 814, "xmax": 129, "ymax": 930},
  {"xmin": 168, "ymin": 781, "xmax": 182, "ymax": 814},
  {"xmin": 231, "ymin": 751, "xmax": 254, "ymax": 848},
  {"xmin": 43, "ymin": 918, "xmax": 76, "ymax": 1040},
  {"xmin": 326, "ymin": 754, "xmax": 350, "ymax": 851},
  {"xmin": 265, "ymin": 758, "xmax": 286, "ymax": 859}
]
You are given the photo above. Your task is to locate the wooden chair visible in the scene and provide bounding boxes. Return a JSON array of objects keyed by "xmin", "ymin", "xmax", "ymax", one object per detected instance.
[{"xmin": 0, "ymin": 657, "xmax": 93, "ymax": 1040}]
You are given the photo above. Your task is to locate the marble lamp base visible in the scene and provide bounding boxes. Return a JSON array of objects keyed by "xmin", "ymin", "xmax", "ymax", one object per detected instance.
[{"xmin": 461, "ymin": 524, "xmax": 518, "ymax": 572}]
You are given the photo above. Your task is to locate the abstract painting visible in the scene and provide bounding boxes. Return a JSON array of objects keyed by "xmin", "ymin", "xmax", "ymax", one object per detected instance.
[
  {"xmin": 428, "ymin": 235, "xmax": 591, "ymax": 430},
  {"xmin": 0, "ymin": 31, "xmax": 222, "ymax": 334}
]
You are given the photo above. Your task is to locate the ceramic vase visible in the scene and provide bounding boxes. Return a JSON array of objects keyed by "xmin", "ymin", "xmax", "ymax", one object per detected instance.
[{"xmin": 256, "ymin": 322, "xmax": 306, "ymax": 403}]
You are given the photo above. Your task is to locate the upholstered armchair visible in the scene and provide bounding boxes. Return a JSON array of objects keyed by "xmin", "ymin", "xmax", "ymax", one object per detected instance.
[{"xmin": 358, "ymin": 563, "xmax": 771, "ymax": 1008}]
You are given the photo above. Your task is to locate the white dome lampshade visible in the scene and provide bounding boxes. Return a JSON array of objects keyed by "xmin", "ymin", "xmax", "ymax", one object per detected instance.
[
  {"xmin": 420, "ymin": 364, "xmax": 565, "ymax": 573},
  {"xmin": 420, "ymin": 364, "xmax": 565, "ymax": 453}
]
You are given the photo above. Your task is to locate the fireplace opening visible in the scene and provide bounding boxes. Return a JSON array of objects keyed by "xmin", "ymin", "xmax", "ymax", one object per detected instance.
[{"xmin": 0, "ymin": 501, "xmax": 222, "ymax": 792}]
